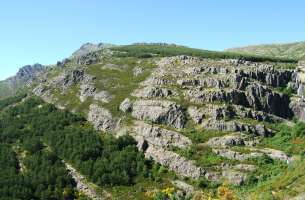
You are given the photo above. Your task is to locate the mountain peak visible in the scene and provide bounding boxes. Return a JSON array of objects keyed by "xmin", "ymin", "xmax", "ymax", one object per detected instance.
[{"xmin": 71, "ymin": 42, "xmax": 115, "ymax": 58}]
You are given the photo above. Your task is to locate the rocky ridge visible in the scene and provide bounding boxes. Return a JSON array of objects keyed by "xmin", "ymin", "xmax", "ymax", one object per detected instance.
[{"xmin": 30, "ymin": 47, "xmax": 304, "ymax": 191}]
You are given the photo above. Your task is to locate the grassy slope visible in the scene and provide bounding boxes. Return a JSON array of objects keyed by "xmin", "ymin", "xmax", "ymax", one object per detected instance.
[
  {"xmin": 111, "ymin": 44, "xmax": 297, "ymax": 63},
  {"xmin": 226, "ymin": 41, "xmax": 305, "ymax": 60}
]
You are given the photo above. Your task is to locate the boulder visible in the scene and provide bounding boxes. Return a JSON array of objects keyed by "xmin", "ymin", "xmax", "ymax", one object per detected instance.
[{"xmin": 119, "ymin": 98, "xmax": 133, "ymax": 112}]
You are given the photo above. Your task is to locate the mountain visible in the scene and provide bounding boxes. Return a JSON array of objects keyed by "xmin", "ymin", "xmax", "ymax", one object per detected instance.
[
  {"xmin": 226, "ymin": 41, "xmax": 305, "ymax": 60},
  {"xmin": 0, "ymin": 63, "xmax": 46, "ymax": 98},
  {"xmin": 1, "ymin": 43, "xmax": 305, "ymax": 200},
  {"xmin": 71, "ymin": 42, "xmax": 115, "ymax": 58}
]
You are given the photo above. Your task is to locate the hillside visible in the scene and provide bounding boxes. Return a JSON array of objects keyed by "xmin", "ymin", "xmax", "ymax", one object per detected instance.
[
  {"xmin": 226, "ymin": 41, "xmax": 305, "ymax": 60},
  {"xmin": 1, "ymin": 43, "xmax": 305, "ymax": 200}
]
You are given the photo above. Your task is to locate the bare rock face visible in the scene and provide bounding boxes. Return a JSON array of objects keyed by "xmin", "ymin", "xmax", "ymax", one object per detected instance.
[
  {"xmin": 87, "ymin": 104, "xmax": 119, "ymax": 132},
  {"xmin": 187, "ymin": 106, "xmax": 205, "ymax": 124},
  {"xmin": 144, "ymin": 145, "xmax": 205, "ymax": 179},
  {"xmin": 133, "ymin": 121, "xmax": 192, "ymax": 149},
  {"xmin": 132, "ymin": 86, "xmax": 176, "ymax": 98},
  {"xmin": 202, "ymin": 119, "xmax": 271, "ymax": 136},
  {"xmin": 246, "ymin": 83, "xmax": 292, "ymax": 118},
  {"xmin": 119, "ymin": 98, "xmax": 133, "ymax": 112},
  {"xmin": 212, "ymin": 149, "xmax": 263, "ymax": 161},
  {"xmin": 51, "ymin": 68, "xmax": 94, "ymax": 91},
  {"xmin": 32, "ymin": 85, "xmax": 54, "ymax": 103},
  {"xmin": 131, "ymin": 100, "xmax": 186, "ymax": 129},
  {"xmin": 80, "ymin": 84, "xmax": 96, "ymax": 102},
  {"xmin": 141, "ymin": 76, "xmax": 172, "ymax": 86},
  {"xmin": 76, "ymin": 52, "xmax": 100, "ymax": 65},
  {"xmin": 207, "ymin": 134, "xmax": 245, "ymax": 147},
  {"xmin": 290, "ymin": 97, "xmax": 305, "ymax": 122}
]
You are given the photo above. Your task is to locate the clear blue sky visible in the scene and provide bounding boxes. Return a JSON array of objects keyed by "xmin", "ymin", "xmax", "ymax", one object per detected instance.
[{"xmin": 0, "ymin": 0, "xmax": 305, "ymax": 80}]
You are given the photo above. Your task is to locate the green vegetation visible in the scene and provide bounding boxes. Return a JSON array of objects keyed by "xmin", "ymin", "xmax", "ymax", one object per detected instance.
[
  {"xmin": 111, "ymin": 44, "xmax": 297, "ymax": 63},
  {"xmin": 172, "ymin": 144, "xmax": 234, "ymax": 169},
  {"xmin": 0, "ymin": 81, "xmax": 14, "ymax": 99},
  {"xmin": 0, "ymin": 96, "xmax": 175, "ymax": 199},
  {"xmin": 261, "ymin": 122, "xmax": 305, "ymax": 155},
  {"xmin": 86, "ymin": 57, "xmax": 156, "ymax": 116},
  {"xmin": 227, "ymin": 41, "xmax": 305, "ymax": 60},
  {"xmin": 0, "ymin": 93, "xmax": 27, "ymax": 111}
]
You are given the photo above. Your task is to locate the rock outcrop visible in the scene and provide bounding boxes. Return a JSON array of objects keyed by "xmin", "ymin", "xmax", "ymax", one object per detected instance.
[
  {"xmin": 207, "ymin": 134, "xmax": 245, "ymax": 147},
  {"xmin": 133, "ymin": 121, "xmax": 192, "ymax": 149},
  {"xmin": 131, "ymin": 100, "xmax": 186, "ymax": 129},
  {"xmin": 132, "ymin": 86, "xmax": 176, "ymax": 98},
  {"xmin": 88, "ymin": 104, "xmax": 119, "ymax": 132},
  {"xmin": 144, "ymin": 145, "xmax": 205, "ymax": 179},
  {"xmin": 119, "ymin": 98, "xmax": 133, "ymax": 112}
]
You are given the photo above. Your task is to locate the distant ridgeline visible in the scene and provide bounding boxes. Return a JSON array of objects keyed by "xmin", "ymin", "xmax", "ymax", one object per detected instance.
[{"xmin": 0, "ymin": 63, "xmax": 46, "ymax": 98}]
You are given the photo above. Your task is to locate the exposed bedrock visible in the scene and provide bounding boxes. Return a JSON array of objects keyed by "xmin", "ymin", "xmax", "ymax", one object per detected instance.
[
  {"xmin": 133, "ymin": 121, "xmax": 192, "ymax": 149},
  {"xmin": 131, "ymin": 100, "xmax": 186, "ymax": 129}
]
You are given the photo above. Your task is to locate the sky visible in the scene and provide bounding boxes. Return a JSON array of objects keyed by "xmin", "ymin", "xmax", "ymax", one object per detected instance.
[{"xmin": 0, "ymin": 0, "xmax": 305, "ymax": 80}]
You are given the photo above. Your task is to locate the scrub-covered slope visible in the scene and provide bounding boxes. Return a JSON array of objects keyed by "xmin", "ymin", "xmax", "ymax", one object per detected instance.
[{"xmin": 226, "ymin": 41, "xmax": 305, "ymax": 60}]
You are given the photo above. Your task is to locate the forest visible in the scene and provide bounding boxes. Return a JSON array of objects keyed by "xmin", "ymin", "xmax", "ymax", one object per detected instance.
[{"xmin": 0, "ymin": 95, "xmax": 155, "ymax": 200}]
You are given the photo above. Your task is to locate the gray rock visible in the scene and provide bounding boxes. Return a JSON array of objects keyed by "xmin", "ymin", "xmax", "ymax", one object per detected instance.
[
  {"xmin": 51, "ymin": 68, "xmax": 94, "ymax": 91},
  {"xmin": 172, "ymin": 180, "xmax": 194, "ymax": 194},
  {"xmin": 133, "ymin": 121, "xmax": 192, "ymax": 149},
  {"xmin": 76, "ymin": 52, "xmax": 100, "ymax": 65},
  {"xmin": 93, "ymin": 90, "xmax": 113, "ymax": 103},
  {"xmin": 290, "ymin": 97, "xmax": 305, "ymax": 121},
  {"xmin": 133, "ymin": 66, "xmax": 144, "ymax": 76},
  {"xmin": 87, "ymin": 104, "xmax": 119, "ymax": 132},
  {"xmin": 132, "ymin": 86, "xmax": 176, "ymax": 98},
  {"xmin": 131, "ymin": 100, "xmax": 186, "ymax": 129},
  {"xmin": 119, "ymin": 98, "xmax": 133, "ymax": 112},
  {"xmin": 258, "ymin": 148, "xmax": 293, "ymax": 163},
  {"xmin": 202, "ymin": 119, "xmax": 271, "ymax": 136},
  {"xmin": 212, "ymin": 148, "xmax": 263, "ymax": 161},
  {"xmin": 187, "ymin": 106, "xmax": 205, "ymax": 124},
  {"xmin": 222, "ymin": 170, "xmax": 247, "ymax": 186},
  {"xmin": 207, "ymin": 134, "xmax": 245, "ymax": 147},
  {"xmin": 246, "ymin": 83, "xmax": 292, "ymax": 118},
  {"xmin": 233, "ymin": 164, "xmax": 257, "ymax": 172},
  {"xmin": 80, "ymin": 84, "xmax": 96, "ymax": 102},
  {"xmin": 144, "ymin": 145, "xmax": 205, "ymax": 179}
]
